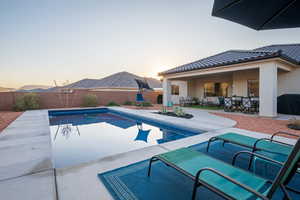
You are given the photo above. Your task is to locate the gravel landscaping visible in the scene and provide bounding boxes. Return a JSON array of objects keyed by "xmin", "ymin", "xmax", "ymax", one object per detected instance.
[{"xmin": 0, "ymin": 112, "xmax": 23, "ymax": 132}]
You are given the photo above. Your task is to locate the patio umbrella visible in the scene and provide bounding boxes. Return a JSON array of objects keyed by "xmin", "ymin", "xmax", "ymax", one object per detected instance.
[
  {"xmin": 135, "ymin": 79, "xmax": 153, "ymax": 91},
  {"xmin": 212, "ymin": 0, "xmax": 300, "ymax": 30}
]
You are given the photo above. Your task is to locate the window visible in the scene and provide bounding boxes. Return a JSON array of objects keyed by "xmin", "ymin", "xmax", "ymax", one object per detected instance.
[
  {"xmin": 171, "ymin": 85, "xmax": 179, "ymax": 95},
  {"xmin": 248, "ymin": 80, "xmax": 259, "ymax": 97},
  {"xmin": 204, "ymin": 83, "xmax": 214, "ymax": 97},
  {"xmin": 204, "ymin": 82, "xmax": 229, "ymax": 97}
]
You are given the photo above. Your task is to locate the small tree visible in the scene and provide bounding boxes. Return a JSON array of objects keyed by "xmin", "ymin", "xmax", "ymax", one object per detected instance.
[
  {"xmin": 82, "ymin": 94, "xmax": 98, "ymax": 107},
  {"xmin": 14, "ymin": 93, "xmax": 40, "ymax": 111}
]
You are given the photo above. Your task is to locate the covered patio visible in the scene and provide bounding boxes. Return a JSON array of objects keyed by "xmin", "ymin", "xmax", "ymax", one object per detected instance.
[{"xmin": 162, "ymin": 59, "xmax": 295, "ymax": 117}]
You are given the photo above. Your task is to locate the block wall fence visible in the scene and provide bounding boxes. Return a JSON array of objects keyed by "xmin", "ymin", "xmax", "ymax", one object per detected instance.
[{"xmin": 0, "ymin": 90, "xmax": 162, "ymax": 111}]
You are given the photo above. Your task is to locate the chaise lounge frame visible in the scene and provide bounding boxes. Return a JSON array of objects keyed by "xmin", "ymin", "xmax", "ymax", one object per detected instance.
[{"xmin": 148, "ymin": 137, "xmax": 300, "ymax": 200}]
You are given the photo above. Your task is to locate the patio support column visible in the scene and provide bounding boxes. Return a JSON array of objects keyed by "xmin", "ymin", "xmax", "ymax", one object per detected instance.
[
  {"xmin": 163, "ymin": 78, "xmax": 171, "ymax": 106},
  {"xmin": 179, "ymin": 81, "xmax": 188, "ymax": 98},
  {"xmin": 259, "ymin": 63, "xmax": 278, "ymax": 117}
]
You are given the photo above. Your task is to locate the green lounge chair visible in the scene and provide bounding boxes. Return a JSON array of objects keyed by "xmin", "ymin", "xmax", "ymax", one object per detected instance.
[
  {"xmin": 148, "ymin": 137, "xmax": 300, "ymax": 200},
  {"xmin": 206, "ymin": 132, "xmax": 299, "ymax": 160},
  {"xmin": 209, "ymin": 131, "xmax": 300, "ymax": 194}
]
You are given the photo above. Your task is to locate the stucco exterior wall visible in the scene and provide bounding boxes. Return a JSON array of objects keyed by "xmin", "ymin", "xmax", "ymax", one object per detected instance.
[
  {"xmin": 163, "ymin": 59, "xmax": 299, "ymax": 117},
  {"xmin": 185, "ymin": 73, "xmax": 233, "ymax": 99},
  {"xmin": 186, "ymin": 69, "xmax": 260, "ymax": 98},
  {"xmin": 278, "ymin": 67, "xmax": 300, "ymax": 96},
  {"xmin": 232, "ymin": 69, "xmax": 259, "ymax": 96},
  {"xmin": 184, "ymin": 64, "xmax": 300, "ymax": 98},
  {"xmin": 170, "ymin": 80, "xmax": 187, "ymax": 104}
]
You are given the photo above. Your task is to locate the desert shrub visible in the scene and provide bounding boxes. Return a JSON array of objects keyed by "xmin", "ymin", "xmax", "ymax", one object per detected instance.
[
  {"xmin": 14, "ymin": 93, "xmax": 40, "ymax": 111},
  {"xmin": 157, "ymin": 94, "xmax": 163, "ymax": 104},
  {"xmin": 123, "ymin": 101, "xmax": 133, "ymax": 105},
  {"xmin": 173, "ymin": 106, "xmax": 186, "ymax": 116},
  {"xmin": 82, "ymin": 94, "xmax": 98, "ymax": 107},
  {"xmin": 106, "ymin": 101, "xmax": 120, "ymax": 106},
  {"xmin": 143, "ymin": 102, "xmax": 153, "ymax": 107},
  {"xmin": 136, "ymin": 102, "xmax": 153, "ymax": 107}
]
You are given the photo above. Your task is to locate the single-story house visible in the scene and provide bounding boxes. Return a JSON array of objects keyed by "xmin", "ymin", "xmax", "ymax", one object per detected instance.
[
  {"xmin": 159, "ymin": 44, "xmax": 300, "ymax": 117},
  {"xmin": 50, "ymin": 71, "xmax": 162, "ymax": 92}
]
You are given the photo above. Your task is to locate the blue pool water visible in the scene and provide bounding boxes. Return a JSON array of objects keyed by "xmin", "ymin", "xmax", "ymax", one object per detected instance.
[{"xmin": 49, "ymin": 108, "xmax": 202, "ymax": 168}]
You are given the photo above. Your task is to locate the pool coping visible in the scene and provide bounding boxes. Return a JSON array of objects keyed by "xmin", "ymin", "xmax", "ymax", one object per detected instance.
[{"xmin": 0, "ymin": 109, "xmax": 56, "ymax": 200}]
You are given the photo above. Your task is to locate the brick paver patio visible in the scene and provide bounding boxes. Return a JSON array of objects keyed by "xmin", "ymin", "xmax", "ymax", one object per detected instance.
[{"xmin": 212, "ymin": 112, "xmax": 300, "ymax": 138}]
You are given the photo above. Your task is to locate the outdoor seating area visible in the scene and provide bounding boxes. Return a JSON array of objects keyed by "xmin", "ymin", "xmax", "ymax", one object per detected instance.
[
  {"xmin": 179, "ymin": 96, "xmax": 259, "ymax": 114},
  {"xmin": 224, "ymin": 96, "xmax": 259, "ymax": 114},
  {"xmin": 99, "ymin": 129, "xmax": 300, "ymax": 200},
  {"xmin": 179, "ymin": 96, "xmax": 223, "ymax": 107},
  {"xmin": 148, "ymin": 132, "xmax": 300, "ymax": 200}
]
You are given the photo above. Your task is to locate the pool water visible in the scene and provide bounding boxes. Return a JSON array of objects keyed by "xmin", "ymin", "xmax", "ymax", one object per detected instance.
[{"xmin": 49, "ymin": 109, "xmax": 202, "ymax": 168}]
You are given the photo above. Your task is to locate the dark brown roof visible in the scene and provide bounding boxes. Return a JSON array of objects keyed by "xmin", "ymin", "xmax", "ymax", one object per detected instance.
[{"xmin": 159, "ymin": 44, "xmax": 300, "ymax": 76}]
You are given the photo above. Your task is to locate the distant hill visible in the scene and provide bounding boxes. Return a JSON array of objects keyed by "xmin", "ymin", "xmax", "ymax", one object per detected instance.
[
  {"xmin": 18, "ymin": 85, "xmax": 52, "ymax": 91},
  {"xmin": 0, "ymin": 87, "xmax": 15, "ymax": 92}
]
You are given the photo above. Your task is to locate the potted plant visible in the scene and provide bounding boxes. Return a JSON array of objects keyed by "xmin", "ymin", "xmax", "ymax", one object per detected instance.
[{"xmin": 287, "ymin": 117, "xmax": 300, "ymax": 130}]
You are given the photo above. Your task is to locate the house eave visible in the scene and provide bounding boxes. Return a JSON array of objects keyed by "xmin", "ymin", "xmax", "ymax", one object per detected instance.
[
  {"xmin": 159, "ymin": 55, "xmax": 299, "ymax": 77},
  {"xmin": 161, "ymin": 57, "xmax": 296, "ymax": 79}
]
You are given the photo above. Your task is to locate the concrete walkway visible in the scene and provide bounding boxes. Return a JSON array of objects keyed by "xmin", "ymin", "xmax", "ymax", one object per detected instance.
[
  {"xmin": 110, "ymin": 107, "xmax": 236, "ymax": 132},
  {"xmin": 0, "ymin": 110, "xmax": 56, "ymax": 200}
]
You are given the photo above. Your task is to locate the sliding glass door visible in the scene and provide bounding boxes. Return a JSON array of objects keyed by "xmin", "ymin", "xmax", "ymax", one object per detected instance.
[{"xmin": 204, "ymin": 82, "xmax": 229, "ymax": 97}]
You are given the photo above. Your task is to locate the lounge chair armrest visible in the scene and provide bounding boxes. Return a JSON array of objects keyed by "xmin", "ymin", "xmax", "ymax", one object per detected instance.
[
  {"xmin": 232, "ymin": 151, "xmax": 283, "ymax": 166},
  {"xmin": 196, "ymin": 168, "xmax": 269, "ymax": 200},
  {"xmin": 271, "ymin": 131, "xmax": 299, "ymax": 141},
  {"xmin": 253, "ymin": 138, "xmax": 292, "ymax": 151}
]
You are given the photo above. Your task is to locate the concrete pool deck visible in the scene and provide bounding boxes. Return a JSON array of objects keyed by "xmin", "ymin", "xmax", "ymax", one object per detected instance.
[
  {"xmin": 0, "ymin": 107, "xmax": 297, "ymax": 200},
  {"xmin": 0, "ymin": 110, "xmax": 55, "ymax": 200},
  {"xmin": 109, "ymin": 107, "xmax": 237, "ymax": 132}
]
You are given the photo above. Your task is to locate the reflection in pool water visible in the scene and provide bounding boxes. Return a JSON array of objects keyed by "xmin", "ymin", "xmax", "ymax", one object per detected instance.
[{"xmin": 49, "ymin": 111, "xmax": 200, "ymax": 168}]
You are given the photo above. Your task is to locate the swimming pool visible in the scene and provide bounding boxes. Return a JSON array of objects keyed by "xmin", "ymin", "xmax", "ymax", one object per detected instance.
[{"xmin": 49, "ymin": 108, "xmax": 203, "ymax": 168}]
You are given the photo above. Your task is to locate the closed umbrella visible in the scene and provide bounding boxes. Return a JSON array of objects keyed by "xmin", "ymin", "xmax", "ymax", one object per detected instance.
[{"xmin": 212, "ymin": 0, "xmax": 300, "ymax": 30}]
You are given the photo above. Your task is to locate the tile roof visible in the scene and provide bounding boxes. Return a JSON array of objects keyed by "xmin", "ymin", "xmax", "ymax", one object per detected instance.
[
  {"xmin": 159, "ymin": 44, "xmax": 300, "ymax": 76},
  {"xmin": 254, "ymin": 44, "xmax": 300, "ymax": 63}
]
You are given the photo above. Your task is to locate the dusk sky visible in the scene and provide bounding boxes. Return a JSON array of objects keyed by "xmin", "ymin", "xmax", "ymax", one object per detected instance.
[{"xmin": 1, "ymin": 0, "xmax": 300, "ymax": 88}]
